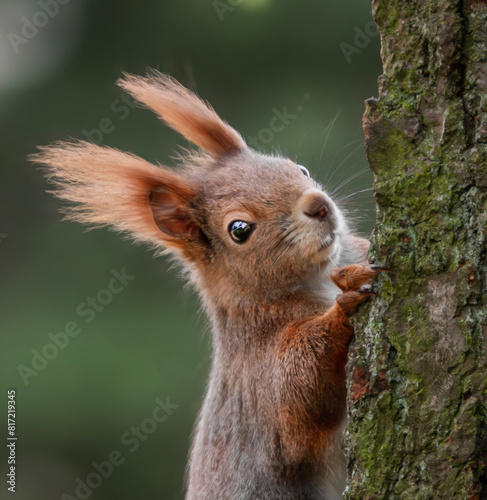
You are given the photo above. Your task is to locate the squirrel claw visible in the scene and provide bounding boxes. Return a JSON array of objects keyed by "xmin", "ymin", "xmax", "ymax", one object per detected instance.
[
  {"xmin": 330, "ymin": 264, "xmax": 385, "ymax": 293},
  {"xmin": 359, "ymin": 284, "xmax": 379, "ymax": 296},
  {"xmin": 369, "ymin": 265, "xmax": 390, "ymax": 272},
  {"xmin": 331, "ymin": 264, "xmax": 385, "ymax": 314}
]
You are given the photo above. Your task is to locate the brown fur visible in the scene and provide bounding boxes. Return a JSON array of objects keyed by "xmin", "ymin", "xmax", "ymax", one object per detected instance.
[
  {"xmin": 117, "ymin": 72, "xmax": 246, "ymax": 156},
  {"xmin": 33, "ymin": 71, "xmax": 380, "ymax": 500}
]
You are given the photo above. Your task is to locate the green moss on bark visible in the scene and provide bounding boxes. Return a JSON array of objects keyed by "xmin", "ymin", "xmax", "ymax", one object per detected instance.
[{"xmin": 344, "ymin": 0, "xmax": 487, "ymax": 498}]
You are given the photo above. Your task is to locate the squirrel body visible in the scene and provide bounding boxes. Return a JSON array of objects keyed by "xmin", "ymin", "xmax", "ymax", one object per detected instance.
[
  {"xmin": 188, "ymin": 233, "xmax": 370, "ymax": 500},
  {"xmin": 34, "ymin": 72, "xmax": 380, "ymax": 499}
]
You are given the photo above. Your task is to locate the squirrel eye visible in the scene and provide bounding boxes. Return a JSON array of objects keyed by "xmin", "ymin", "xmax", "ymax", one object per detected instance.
[
  {"xmin": 228, "ymin": 221, "xmax": 253, "ymax": 244},
  {"xmin": 297, "ymin": 164, "xmax": 310, "ymax": 177}
]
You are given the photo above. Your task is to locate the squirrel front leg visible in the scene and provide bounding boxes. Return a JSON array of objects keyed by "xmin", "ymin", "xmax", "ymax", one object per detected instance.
[{"xmin": 274, "ymin": 264, "xmax": 385, "ymax": 466}]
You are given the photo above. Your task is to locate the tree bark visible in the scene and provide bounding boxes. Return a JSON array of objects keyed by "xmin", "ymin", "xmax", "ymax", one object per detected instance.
[{"xmin": 344, "ymin": 0, "xmax": 487, "ymax": 498}]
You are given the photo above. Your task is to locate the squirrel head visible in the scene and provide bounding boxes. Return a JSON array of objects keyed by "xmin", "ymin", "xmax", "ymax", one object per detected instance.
[{"xmin": 34, "ymin": 72, "xmax": 349, "ymax": 306}]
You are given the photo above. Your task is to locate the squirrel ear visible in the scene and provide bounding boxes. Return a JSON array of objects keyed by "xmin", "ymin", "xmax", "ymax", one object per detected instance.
[
  {"xmin": 149, "ymin": 187, "xmax": 200, "ymax": 240},
  {"xmin": 117, "ymin": 71, "xmax": 246, "ymax": 157},
  {"xmin": 32, "ymin": 141, "xmax": 200, "ymax": 251}
]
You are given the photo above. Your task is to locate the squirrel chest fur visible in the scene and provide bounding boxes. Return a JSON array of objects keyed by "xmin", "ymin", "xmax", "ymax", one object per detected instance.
[{"xmin": 35, "ymin": 71, "xmax": 381, "ymax": 500}]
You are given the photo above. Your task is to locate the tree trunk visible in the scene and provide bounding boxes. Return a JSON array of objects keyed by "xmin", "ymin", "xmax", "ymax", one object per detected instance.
[{"xmin": 344, "ymin": 0, "xmax": 487, "ymax": 498}]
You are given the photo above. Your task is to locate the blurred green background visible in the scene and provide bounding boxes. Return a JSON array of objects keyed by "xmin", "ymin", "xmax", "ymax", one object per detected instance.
[{"xmin": 0, "ymin": 1, "xmax": 380, "ymax": 498}]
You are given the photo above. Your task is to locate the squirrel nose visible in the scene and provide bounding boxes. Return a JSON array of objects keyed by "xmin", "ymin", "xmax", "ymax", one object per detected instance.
[
  {"xmin": 305, "ymin": 199, "xmax": 329, "ymax": 220},
  {"xmin": 301, "ymin": 190, "xmax": 330, "ymax": 220}
]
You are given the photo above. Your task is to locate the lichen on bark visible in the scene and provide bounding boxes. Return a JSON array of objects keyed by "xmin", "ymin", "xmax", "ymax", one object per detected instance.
[{"xmin": 344, "ymin": 0, "xmax": 487, "ymax": 498}]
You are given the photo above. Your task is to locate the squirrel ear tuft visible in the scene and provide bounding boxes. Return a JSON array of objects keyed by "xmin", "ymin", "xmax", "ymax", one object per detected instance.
[
  {"xmin": 31, "ymin": 141, "xmax": 201, "ymax": 251},
  {"xmin": 117, "ymin": 71, "xmax": 246, "ymax": 157}
]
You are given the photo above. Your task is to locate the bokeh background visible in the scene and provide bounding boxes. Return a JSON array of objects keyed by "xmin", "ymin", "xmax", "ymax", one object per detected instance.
[{"xmin": 0, "ymin": 1, "xmax": 381, "ymax": 498}]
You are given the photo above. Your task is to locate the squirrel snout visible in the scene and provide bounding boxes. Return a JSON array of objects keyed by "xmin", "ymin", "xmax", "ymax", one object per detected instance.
[{"xmin": 301, "ymin": 190, "xmax": 331, "ymax": 221}]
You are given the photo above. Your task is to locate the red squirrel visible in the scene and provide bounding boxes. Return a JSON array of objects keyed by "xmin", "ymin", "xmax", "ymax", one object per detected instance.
[{"xmin": 34, "ymin": 71, "xmax": 384, "ymax": 499}]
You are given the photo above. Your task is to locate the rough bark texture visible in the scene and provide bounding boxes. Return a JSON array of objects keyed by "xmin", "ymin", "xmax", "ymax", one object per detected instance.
[{"xmin": 344, "ymin": 0, "xmax": 487, "ymax": 498}]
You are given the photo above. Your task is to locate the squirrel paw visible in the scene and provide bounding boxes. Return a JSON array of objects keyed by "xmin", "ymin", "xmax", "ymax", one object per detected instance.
[{"xmin": 329, "ymin": 264, "xmax": 388, "ymax": 315}]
